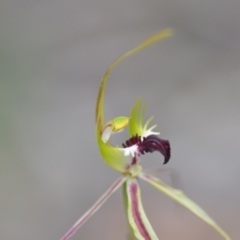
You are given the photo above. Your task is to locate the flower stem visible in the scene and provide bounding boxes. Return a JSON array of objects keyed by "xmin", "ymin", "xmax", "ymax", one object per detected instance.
[{"xmin": 122, "ymin": 181, "xmax": 137, "ymax": 240}]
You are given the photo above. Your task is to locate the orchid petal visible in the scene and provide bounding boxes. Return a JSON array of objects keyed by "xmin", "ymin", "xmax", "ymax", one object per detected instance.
[
  {"xmin": 139, "ymin": 172, "xmax": 231, "ymax": 240},
  {"xmin": 95, "ymin": 29, "xmax": 173, "ymax": 136},
  {"xmin": 97, "ymin": 133, "xmax": 131, "ymax": 172},
  {"xmin": 60, "ymin": 177, "xmax": 127, "ymax": 240},
  {"xmin": 129, "ymin": 99, "xmax": 160, "ymax": 137},
  {"xmin": 126, "ymin": 178, "xmax": 158, "ymax": 240},
  {"xmin": 129, "ymin": 99, "xmax": 146, "ymax": 136}
]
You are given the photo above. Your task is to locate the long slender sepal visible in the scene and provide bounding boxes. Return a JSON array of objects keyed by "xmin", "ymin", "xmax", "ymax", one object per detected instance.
[
  {"xmin": 60, "ymin": 177, "xmax": 127, "ymax": 240},
  {"xmin": 126, "ymin": 178, "xmax": 158, "ymax": 240},
  {"xmin": 139, "ymin": 172, "xmax": 231, "ymax": 240},
  {"xmin": 122, "ymin": 182, "xmax": 137, "ymax": 240},
  {"xmin": 95, "ymin": 28, "xmax": 173, "ymax": 134}
]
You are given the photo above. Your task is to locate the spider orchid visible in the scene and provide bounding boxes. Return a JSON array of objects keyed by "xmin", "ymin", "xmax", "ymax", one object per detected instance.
[{"xmin": 61, "ymin": 29, "xmax": 230, "ymax": 240}]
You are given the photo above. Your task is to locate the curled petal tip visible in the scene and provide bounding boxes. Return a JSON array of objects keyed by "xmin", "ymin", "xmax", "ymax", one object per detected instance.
[{"xmin": 140, "ymin": 135, "xmax": 171, "ymax": 164}]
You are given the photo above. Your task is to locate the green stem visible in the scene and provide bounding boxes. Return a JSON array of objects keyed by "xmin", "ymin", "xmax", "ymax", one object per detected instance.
[{"xmin": 122, "ymin": 182, "xmax": 137, "ymax": 240}]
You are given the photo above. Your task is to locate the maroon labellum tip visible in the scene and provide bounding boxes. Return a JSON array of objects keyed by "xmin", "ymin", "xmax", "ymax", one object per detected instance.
[
  {"xmin": 140, "ymin": 135, "xmax": 171, "ymax": 164},
  {"xmin": 122, "ymin": 134, "xmax": 171, "ymax": 164}
]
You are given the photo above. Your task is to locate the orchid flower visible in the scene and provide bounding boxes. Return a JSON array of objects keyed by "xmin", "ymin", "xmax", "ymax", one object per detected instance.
[{"xmin": 60, "ymin": 29, "xmax": 230, "ymax": 240}]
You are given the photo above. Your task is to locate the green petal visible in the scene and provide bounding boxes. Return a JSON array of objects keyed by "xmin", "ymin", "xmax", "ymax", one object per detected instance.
[
  {"xmin": 95, "ymin": 29, "xmax": 173, "ymax": 136},
  {"xmin": 129, "ymin": 99, "xmax": 158, "ymax": 137},
  {"xmin": 97, "ymin": 132, "xmax": 129, "ymax": 172},
  {"xmin": 129, "ymin": 99, "xmax": 145, "ymax": 136},
  {"xmin": 126, "ymin": 178, "xmax": 159, "ymax": 240},
  {"xmin": 140, "ymin": 172, "xmax": 231, "ymax": 240}
]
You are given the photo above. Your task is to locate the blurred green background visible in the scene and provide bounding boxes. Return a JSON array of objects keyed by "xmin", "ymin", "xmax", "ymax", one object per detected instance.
[{"xmin": 1, "ymin": 1, "xmax": 240, "ymax": 239}]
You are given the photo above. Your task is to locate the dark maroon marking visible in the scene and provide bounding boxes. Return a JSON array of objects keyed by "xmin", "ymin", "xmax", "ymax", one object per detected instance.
[
  {"xmin": 122, "ymin": 134, "xmax": 171, "ymax": 165},
  {"xmin": 131, "ymin": 156, "xmax": 137, "ymax": 165},
  {"xmin": 122, "ymin": 135, "xmax": 142, "ymax": 148},
  {"xmin": 139, "ymin": 135, "xmax": 171, "ymax": 164},
  {"xmin": 130, "ymin": 183, "xmax": 151, "ymax": 240}
]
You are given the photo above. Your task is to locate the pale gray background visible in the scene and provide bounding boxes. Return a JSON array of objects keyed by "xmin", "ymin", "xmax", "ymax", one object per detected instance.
[{"xmin": 1, "ymin": 1, "xmax": 240, "ymax": 239}]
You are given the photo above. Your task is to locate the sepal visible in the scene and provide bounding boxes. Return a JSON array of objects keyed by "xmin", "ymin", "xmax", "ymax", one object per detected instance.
[
  {"xmin": 97, "ymin": 132, "xmax": 130, "ymax": 172},
  {"xmin": 126, "ymin": 178, "xmax": 158, "ymax": 240},
  {"xmin": 139, "ymin": 172, "xmax": 231, "ymax": 240},
  {"xmin": 60, "ymin": 177, "xmax": 126, "ymax": 240}
]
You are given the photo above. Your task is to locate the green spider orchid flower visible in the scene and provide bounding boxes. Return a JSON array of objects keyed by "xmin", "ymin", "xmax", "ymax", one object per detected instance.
[{"xmin": 60, "ymin": 29, "xmax": 230, "ymax": 240}]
